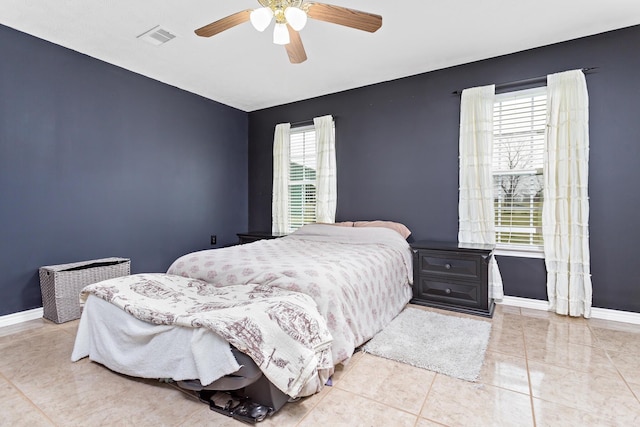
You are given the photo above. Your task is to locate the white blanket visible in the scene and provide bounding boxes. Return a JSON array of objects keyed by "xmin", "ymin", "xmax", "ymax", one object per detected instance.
[
  {"xmin": 71, "ymin": 295, "xmax": 241, "ymax": 385},
  {"xmin": 74, "ymin": 274, "xmax": 333, "ymax": 398}
]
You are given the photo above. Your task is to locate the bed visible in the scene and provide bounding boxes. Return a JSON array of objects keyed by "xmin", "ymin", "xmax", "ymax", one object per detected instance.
[{"xmin": 71, "ymin": 223, "xmax": 413, "ymax": 417}]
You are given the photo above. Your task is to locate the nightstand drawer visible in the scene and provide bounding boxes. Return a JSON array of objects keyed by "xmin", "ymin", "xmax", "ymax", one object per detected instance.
[
  {"xmin": 414, "ymin": 277, "xmax": 481, "ymax": 309},
  {"xmin": 416, "ymin": 251, "xmax": 482, "ymax": 281}
]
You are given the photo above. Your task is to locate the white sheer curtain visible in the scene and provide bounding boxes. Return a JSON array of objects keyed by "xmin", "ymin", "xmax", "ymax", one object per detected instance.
[
  {"xmin": 272, "ymin": 123, "xmax": 291, "ymax": 234},
  {"xmin": 458, "ymin": 84, "xmax": 504, "ymax": 300},
  {"xmin": 314, "ymin": 115, "xmax": 336, "ymax": 223},
  {"xmin": 543, "ymin": 70, "xmax": 592, "ymax": 318}
]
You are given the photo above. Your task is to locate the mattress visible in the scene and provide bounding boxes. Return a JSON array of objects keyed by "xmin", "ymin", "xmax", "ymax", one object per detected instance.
[{"xmin": 167, "ymin": 223, "xmax": 413, "ymax": 365}]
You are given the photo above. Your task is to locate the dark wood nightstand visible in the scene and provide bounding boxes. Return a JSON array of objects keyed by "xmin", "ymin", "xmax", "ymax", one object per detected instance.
[
  {"xmin": 410, "ymin": 240, "xmax": 495, "ymax": 317},
  {"xmin": 236, "ymin": 231, "xmax": 287, "ymax": 245}
]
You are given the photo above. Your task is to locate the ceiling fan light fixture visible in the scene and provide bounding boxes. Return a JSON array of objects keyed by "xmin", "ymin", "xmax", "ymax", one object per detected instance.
[
  {"xmin": 284, "ymin": 6, "xmax": 307, "ymax": 31},
  {"xmin": 250, "ymin": 7, "xmax": 273, "ymax": 32},
  {"xmin": 194, "ymin": 2, "xmax": 383, "ymax": 64},
  {"xmin": 273, "ymin": 23, "xmax": 290, "ymax": 45}
]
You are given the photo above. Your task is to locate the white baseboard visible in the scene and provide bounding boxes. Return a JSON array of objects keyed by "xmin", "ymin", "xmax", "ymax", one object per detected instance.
[
  {"xmin": 0, "ymin": 307, "xmax": 44, "ymax": 328},
  {"xmin": 500, "ymin": 296, "xmax": 549, "ymax": 311},
  {"xmin": 499, "ymin": 296, "xmax": 640, "ymax": 325}
]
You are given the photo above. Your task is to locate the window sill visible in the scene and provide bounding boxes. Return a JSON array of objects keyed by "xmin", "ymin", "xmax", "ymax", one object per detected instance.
[{"xmin": 494, "ymin": 246, "xmax": 545, "ymax": 259}]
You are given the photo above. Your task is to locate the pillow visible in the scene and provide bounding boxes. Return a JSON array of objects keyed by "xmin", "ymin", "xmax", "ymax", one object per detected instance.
[
  {"xmin": 353, "ymin": 220, "xmax": 412, "ymax": 239},
  {"xmin": 332, "ymin": 221, "xmax": 354, "ymax": 227}
]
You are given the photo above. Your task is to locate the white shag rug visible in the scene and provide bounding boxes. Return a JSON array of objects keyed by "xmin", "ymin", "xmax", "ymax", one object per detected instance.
[{"xmin": 362, "ymin": 307, "xmax": 492, "ymax": 382}]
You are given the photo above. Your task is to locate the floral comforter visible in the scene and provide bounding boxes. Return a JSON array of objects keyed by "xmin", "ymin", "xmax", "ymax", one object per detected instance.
[
  {"xmin": 80, "ymin": 273, "xmax": 333, "ymax": 398},
  {"xmin": 167, "ymin": 223, "xmax": 414, "ymax": 365}
]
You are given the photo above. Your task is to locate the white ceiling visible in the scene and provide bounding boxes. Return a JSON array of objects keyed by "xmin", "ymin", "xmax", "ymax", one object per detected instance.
[{"xmin": 2, "ymin": 1, "xmax": 640, "ymax": 112}]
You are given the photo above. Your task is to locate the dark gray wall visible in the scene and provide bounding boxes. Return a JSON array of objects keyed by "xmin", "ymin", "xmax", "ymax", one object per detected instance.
[
  {"xmin": 248, "ymin": 25, "xmax": 640, "ymax": 313},
  {"xmin": 0, "ymin": 25, "xmax": 248, "ymax": 316}
]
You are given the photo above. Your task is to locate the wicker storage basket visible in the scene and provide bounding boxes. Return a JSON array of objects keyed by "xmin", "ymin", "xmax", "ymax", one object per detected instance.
[{"xmin": 39, "ymin": 257, "xmax": 130, "ymax": 323}]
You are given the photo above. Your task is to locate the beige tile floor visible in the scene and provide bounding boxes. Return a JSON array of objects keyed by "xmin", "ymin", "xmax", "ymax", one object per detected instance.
[{"xmin": 1, "ymin": 303, "xmax": 639, "ymax": 426}]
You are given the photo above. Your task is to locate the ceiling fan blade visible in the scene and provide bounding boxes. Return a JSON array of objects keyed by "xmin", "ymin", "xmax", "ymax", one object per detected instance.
[
  {"xmin": 195, "ymin": 10, "xmax": 252, "ymax": 37},
  {"xmin": 285, "ymin": 25, "xmax": 307, "ymax": 64},
  {"xmin": 306, "ymin": 3, "xmax": 382, "ymax": 33}
]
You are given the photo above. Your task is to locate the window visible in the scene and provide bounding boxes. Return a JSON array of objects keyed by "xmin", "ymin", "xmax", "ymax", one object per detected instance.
[
  {"xmin": 272, "ymin": 116, "xmax": 335, "ymax": 234},
  {"xmin": 288, "ymin": 125, "xmax": 317, "ymax": 232},
  {"xmin": 493, "ymin": 87, "xmax": 546, "ymax": 251}
]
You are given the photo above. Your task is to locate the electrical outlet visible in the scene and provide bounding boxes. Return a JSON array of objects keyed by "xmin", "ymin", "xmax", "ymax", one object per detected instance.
[{"xmin": 210, "ymin": 235, "xmax": 217, "ymax": 245}]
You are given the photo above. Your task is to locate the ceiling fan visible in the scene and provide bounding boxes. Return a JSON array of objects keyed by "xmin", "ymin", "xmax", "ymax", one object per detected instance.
[{"xmin": 194, "ymin": 1, "xmax": 382, "ymax": 64}]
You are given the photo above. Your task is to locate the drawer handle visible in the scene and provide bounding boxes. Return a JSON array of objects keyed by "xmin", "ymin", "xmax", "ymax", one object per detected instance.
[
  {"xmin": 445, "ymin": 263, "xmax": 452, "ymax": 270},
  {"xmin": 445, "ymin": 288, "xmax": 452, "ymax": 294}
]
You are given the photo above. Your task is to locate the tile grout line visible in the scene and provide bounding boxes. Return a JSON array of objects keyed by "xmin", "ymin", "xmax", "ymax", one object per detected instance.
[
  {"xmin": 520, "ymin": 313, "xmax": 629, "ymax": 422},
  {"xmin": 519, "ymin": 309, "xmax": 538, "ymax": 427},
  {"xmin": 293, "ymin": 386, "xmax": 334, "ymax": 427},
  {"xmin": 0, "ymin": 370, "xmax": 59, "ymax": 426},
  {"xmin": 330, "ymin": 387, "xmax": 423, "ymax": 423},
  {"xmin": 588, "ymin": 322, "xmax": 640, "ymax": 406},
  {"xmin": 294, "ymin": 352, "xmax": 367, "ymax": 427},
  {"xmin": 526, "ymin": 314, "xmax": 640, "ymax": 422},
  {"xmin": 414, "ymin": 373, "xmax": 442, "ymax": 426},
  {"xmin": 476, "ymin": 351, "xmax": 532, "ymax": 397},
  {"xmin": 331, "ymin": 353, "xmax": 433, "ymax": 422}
]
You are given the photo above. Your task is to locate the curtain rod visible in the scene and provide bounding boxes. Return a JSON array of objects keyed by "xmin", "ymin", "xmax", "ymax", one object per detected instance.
[
  {"xmin": 451, "ymin": 67, "xmax": 597, "ymax": 96},
  {"xmin": 290, "ymin": 119, "xmax": 314, "ymax": 128},
  {"xmin": 290, "ymin": 115, "xmax": 336, "ymax": 128}
]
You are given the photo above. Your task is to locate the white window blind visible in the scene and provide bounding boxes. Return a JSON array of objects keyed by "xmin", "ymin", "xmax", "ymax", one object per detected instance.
[
  {"xmin": 288, "ymin": 125, "xmax": 317, "ymax": 232},
  {"xmin": 493, "ymin": 87, "xmax": 546, "ymax": 249}
]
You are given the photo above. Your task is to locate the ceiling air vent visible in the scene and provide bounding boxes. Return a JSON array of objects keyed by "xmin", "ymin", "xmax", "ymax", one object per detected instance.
[{"xmin": 137, "ymin": 25, "xmax": 176, "ymax": 46}]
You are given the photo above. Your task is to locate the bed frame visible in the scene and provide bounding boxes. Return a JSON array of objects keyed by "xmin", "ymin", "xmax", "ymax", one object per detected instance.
[{"xmin": 176, "ymin": 348, "xmax": 289, "ymax": 423}]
